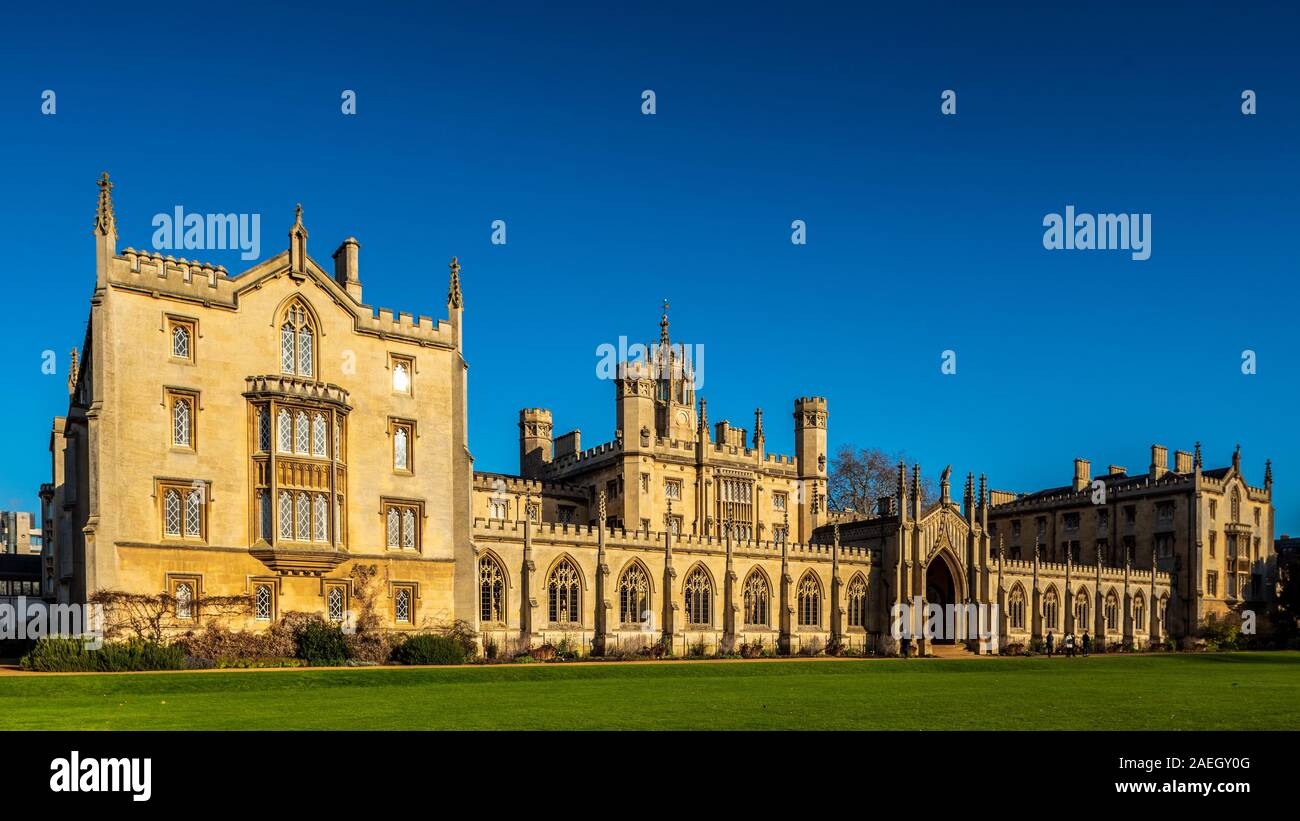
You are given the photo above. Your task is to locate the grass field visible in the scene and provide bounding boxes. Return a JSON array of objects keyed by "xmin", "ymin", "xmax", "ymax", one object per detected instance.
[{"xmin": 2, "ymin": 652, "xmax": 1298, "ymax": 730}]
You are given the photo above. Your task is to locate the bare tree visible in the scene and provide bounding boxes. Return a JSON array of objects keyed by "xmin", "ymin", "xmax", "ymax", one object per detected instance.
[{"xmin": 828, "ymin": 444, "xmax": 937, "ymax": 516}]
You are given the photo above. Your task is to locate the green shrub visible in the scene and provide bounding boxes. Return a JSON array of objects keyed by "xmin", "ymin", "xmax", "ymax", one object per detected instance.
[
  {"xmin": 21, "ymin": 637, "xmax": 184, "ymax": 672},
  {"xmin": 392, "ymin": 633, "xmax": 467, "ymax": 665},
  {"xmin": 293, "ymin": 618, "xmax": 350, "ymax": 666}
]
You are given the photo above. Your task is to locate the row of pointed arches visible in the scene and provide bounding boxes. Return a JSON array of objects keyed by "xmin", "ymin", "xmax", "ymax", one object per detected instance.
[
  {"xmin": 478, "ymin": 553, "xmax": 871, "ymax": 630},
  {"xmin": 1005, "ymin": 582, "xmax": 1168, "ymax": 634}
]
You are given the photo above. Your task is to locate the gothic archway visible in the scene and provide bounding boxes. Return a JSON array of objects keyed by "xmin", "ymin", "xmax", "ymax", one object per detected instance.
[{"xmin": 924, "ymin": 551, "xmax": 961, "ymax": 644}]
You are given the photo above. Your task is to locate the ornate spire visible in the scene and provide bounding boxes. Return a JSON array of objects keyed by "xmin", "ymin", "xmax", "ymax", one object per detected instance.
[
  {"xmin": 1232, "ymin": 443, "xmax": 1241, "ymax": 471},
  {"xmin": 1194, "ymin": 441, "xmax": 1203, "ymax": 469},
  {"xmin": 94, "ymin": 172, "xmax": 115, "ymax": 236},
  {"xmin": 979, "ymin": 473, "xmax": 988, "ymax": 506},
  {"xmin": 659, "ymin": 299, "xmax": 670, "ymax": 349},
  {"xmin": 447, "ymin": 256, "xmax": 463, "ymax": 309},
  {"xmin": 753, "ymin": 408, "xmax": 764, "ymax": 446},
  {"xmin": 1265, "ymin": 459, "xmax": 1273, "ymax": 487},
  {"xmin": 288, "ymin": 203, "xmax": 308, "ymax": 272},
  {"xmin": 698, "ymin": 396, "xmax": 707, "ymax": 430},
  {"xmin": 67, "ymin": 347, "xmax": 79, "ymax": 397}
]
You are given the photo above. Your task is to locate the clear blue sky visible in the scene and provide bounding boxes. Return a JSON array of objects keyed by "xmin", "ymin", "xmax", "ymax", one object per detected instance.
[{"xmin": 1, "ymin": 2, "xmax": 1296, "ymax": 531}]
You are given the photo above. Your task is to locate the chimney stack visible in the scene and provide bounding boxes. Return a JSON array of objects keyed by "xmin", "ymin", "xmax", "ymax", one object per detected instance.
[
  {"xmin": 332, "ymin": 237, "xmax": 362, "ymax": 301},
  {"xmin": 1150, "ymin": 444, "xmax": 1168, "ymax": 479},
  {"xmin": 1174, "ymin": 450, "xmax": 1193, "ymax": 474},
  {"xmin": 1073, "ymin": 458, "xmax": 1090, "ymax": 491},
  {"xmin": 1108, "ymin": 465, "xmax": 1126, "ymax": 476}
]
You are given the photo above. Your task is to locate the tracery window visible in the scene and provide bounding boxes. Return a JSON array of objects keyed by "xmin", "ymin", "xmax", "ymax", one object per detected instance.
[
  {"xmin": 184, "ymin": 489, "xmax": 202, "ymax": 537},
  {"xmin": 847, "ymin": 575, "xmax": 868, "ymax": 628},
  {"xmin": 392, "ymin": 357, "xmax": 412, "ymax": 393},
  {"xmin": 174, "ymin": 581, "xmax": 193, "ymax": 620},
  {"xmin": 684, "ymin": 567, "xmax": 712, "ymax": 626},
  {"xmin": 743, "ymin": 570, "xmax": 769, "ymax": 626},
  {"xmin": 618, "ymin": 563, "xmax": 649, "ymax": 625},
  {"xmin": 383, "ymin": 502, "xmax": 421, "ymax": 551},
  {"xmin": 255, "ymin": 584, "xmax": 273, "ymax": 621},
  {"xmin": 1075, "ymin": 591, "xmax": 1090, "ymax": 630},
  {"xmin": 1133, "ymin": 593, "xmax": 1146, "ymax": 632},
  {"xmin": 394, "ymin": 586, "xmax": 412, "ymax": 623},
  {"xmin": 1043, "ymin": 588, "xmax": 1059, "ymax": 630},
  {"xmin": 1105, "ymin": 591, "xmax": 1120, "ymax": 632},
  {"xmin": 479, "ymin": 555, "xmax": 505, "ymax": 623},
  {"xmin": 547, "ymin": 558, "xmax": 580, "ymax": 624},
  {"xmin": 171, "ymin": 322, "xmax": 191, "ymax": 359},
  {"xmin": 327, "ymin": 587, "xmax": 345, "ymax": 623},
  {"xmin": 280, "ymin": 302, "xmax": 314, "ymax": 377},
  {"xmin": 1009, "ymin": 585, "xmax": 1026, "ymax": 630},
  {"xmin": 797, "ymin": 572, "xmax": 821, "ymax": 626}
]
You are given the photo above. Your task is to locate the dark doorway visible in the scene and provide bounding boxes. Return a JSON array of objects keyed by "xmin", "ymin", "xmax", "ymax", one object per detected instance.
[{"xmin": 925, "ymin": 557, "xmax": 957, "ymax": 644}]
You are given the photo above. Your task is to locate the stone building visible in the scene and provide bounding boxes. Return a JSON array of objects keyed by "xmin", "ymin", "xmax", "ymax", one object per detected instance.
[
  {"xmin": 42, "ymin": 175, "xmax": 474, "ymax": 631},
  {"xmin": 42, "ymin": 177, "xmax": 1210, "ymax": 654},
  {"xmin": 985, "ymin": 446, "xmax": 1275, "ymax": 640}
]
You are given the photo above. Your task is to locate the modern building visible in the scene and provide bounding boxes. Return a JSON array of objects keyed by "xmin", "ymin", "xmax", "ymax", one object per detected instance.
[{"xmin": 0, "ymin": 511, "xmax": 41, "ymax": 555}]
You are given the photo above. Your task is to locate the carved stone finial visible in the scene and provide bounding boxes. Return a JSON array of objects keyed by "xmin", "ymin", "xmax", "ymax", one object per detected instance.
[
  {"xmin": 94, "ymin": 172, "xmax": 115, "ymax": 235},
  {"xmin": 1194, "ymin": 441, "xmax": 1203, "ymax": 469},
  {"xmin": 67, "ymin": 347, "xmax": 79, "ymax": 397},
  {"xmin": 447, "ymin": 256, "xmax": 463, "ymax": 309},
  {"xmin": 598, "ymin": 489, "xmax": 607, "ymax": 521}
]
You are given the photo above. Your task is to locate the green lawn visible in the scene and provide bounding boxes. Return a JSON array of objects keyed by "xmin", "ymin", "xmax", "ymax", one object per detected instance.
[{"xmin": 2, "ymin": 652, "xmax": 1297, "ymax": 730}]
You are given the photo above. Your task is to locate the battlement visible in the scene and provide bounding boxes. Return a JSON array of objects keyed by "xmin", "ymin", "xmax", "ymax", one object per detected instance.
[
  {"xmin": 544, "ymin": 438, "xmax": 624, "ymax": 473},
  {"xmin": 996, "ymin": 554, "xmax": 1172, "ymax": 586},
  {"xmin": 473, "ymin": 471, "xmax": 588, "ymax": 498},
  {"xmin": 471, "ymin": 517, "xmax": 876, "ymax": 564}
]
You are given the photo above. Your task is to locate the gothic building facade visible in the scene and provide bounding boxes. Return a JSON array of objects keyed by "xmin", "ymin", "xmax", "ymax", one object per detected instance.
[{"xmin": 47, "ymin": 177, "xmax": 1276, "ymax": 655}]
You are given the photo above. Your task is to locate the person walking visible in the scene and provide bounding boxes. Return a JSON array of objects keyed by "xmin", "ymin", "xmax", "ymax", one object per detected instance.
[
  {"xmin": 900, "ymin": 635, "xmax": 912, "ymax": 659},
  {"xmin": 1082, "ymin": 631, "xmax": 1091, "ymax": 657},
  {"xmin": 1046, "ymin": 630, "xmax": 1055, "ymax": 658},
  {"xmin": 1065, "ymin": 632, "xmax": 1075, "ymax": 658}
]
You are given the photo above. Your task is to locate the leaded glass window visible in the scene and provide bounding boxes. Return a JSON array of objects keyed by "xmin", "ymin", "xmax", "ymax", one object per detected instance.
[
  {"xmin": 278, "ymin": 409, "xmax": 292, "ymax": 452},
  {"xmin": 402, "ymin": 509, "xmax": 416, "ymax": 549},
  {"xmin": 328, "ymin": 587, "xmax": 344, "ymax": 623},
  {"xmin": 184, "ymin": 489, "xmax": 202, "ymax": 537},
  {"xmin": 618, "ymin": 563, "xmax": 648, "ymax": 625},
  {"xmin": 847, "ymin": 575, "xmax": 867, "ymax": 628},
  {"xmin": 743, "ymin": 570, "xmax": 769, "ymax": 626},
  {"xmin": 394, "ymin": 587, "xmax": 411, "ymax": 623},
  {"xmin": 797, "ymin": 572, "xmax": 821, "ymax": 626},
  {"xmin": 163, "ymin": 489, "xmax": 181, "ymax": 536},
  {"xmin": 394, "ymin": 427, "xmax": 408, "ymax": 470},
  {"xmin": 479, "ymin": 556, "xmax": 504, "ymax": 623},
  {"xmin": 255, "ymin": 584, "xmax": 272, "ymax": 621},
  {"xmin": 296, "ymin": 492, "xmax": 310, "ymax": 540},
  {"xmin": 295, "ymin": 411, "xmax": 309, "ymax": 454},
  {"xmin": 279, "ymin": 491, "xmax": 293, "ymax": 539},
  {"xmin": 547, "ymin": 559, "xmax": 580, "ymax": 624},
  {"xmin": 684, "ymin": 566, "xmax": 711, "ymax": 626},
  {"xmin": 312, "ymin": 413, "xmax": 327, "ymax": 457},
  {"xmin": 258, "ymin": 407, "xmax": 271, "ymax": 452},
  {"xmin": 386, "ymin": 508, "xmax": 400, "ymax": 548},
  {"xmin": 172, "ymin": 324, "xmax": 190, "ymax": 358},
  {"xmin": 172, "ymin": 397, "xmax": 191, "ymax": 446},
  {"xmin": 175, "ymin": 582, "xmax": 193, "ymax": 619},
  {"xmin": 313, "ymin": 494, "xmax": 328, "ymax": 542}
]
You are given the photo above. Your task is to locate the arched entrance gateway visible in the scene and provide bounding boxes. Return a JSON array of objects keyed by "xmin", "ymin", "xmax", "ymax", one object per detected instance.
[{"xmin": 924, "ymin": 552, "xmax": 961, "ymax": 645}]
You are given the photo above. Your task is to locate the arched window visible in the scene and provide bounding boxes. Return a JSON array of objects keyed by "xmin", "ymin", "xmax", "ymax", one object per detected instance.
[
  {"xmin": 847, "ymin": 575, "xmax": 868, "ymax": 628},
  {"xmin": 402, "ymin": 509, "xmax": 416, "ymax": 549},
  {"xmin": 1158, "ymin": 594, "xmax": 1169, "ymax": 636},
  {"xmin": 278, "ymin": 491, "xmax": 293, "ymax": 539},
  {"xmin": 163, "ymin": 489, "xmax": 181, "ymax": 537},
  {"xmin": 393, "ymin": 360, "xmax": 410, "ymax": 393},
  {"xmin": 743, "ymin": 570, "xmax": 769, "ymax": 627},
  {"xmin": 1105, "ymin": 591, "xmax": 1119, "ymax": 632},
  {"xmin": 280, "ymin": 302, "xmax": 315, "ymax": 377},
  {"xmin": 1134, "ymin": 592, "xmax": 1146, "ymax": 632},
  {"xmin": 172, "ymin": 396, "xmax": 191, "ymax": 447},
  {"xmin": 394, "ymin": 587, "xmax": 411, "ymax": 623},
  {"xmin": 618, "ymin": 563, "xmax": 649, "ymax": 625},
  {"xmin": 1009, "ymin": 585, "xmax": 1026, "ymax": 630},
  {"xmin": 172, "ymin": 324, "xmax": 190, "ymax": 358},
  {"xmin": 1043, "ymin": 588, "xmax": 1059, "ymax": 631},
  {"xmin": 547, "ymin": 558, "xmax": 580, "ymax": 624},
  {"xmin": 327, "ymin": 587, "xmax": 345, "ymax": 623},
  {"xmin": 277, "ymin": 408, "xmax": 292, "ymax": 452},
  {"xmin": 184, "ymin": 489, "xmax": 202, "ymax": 537},
  {"xmin": 174, "ymin": 581, "xmax": 193, "ymax": 619},
  {"xmin": 797, "ymin": 572, "xmax": 821, "ymax": 626},
  {"xmin": 394, "ymin": 428, "xmax": 408, "ymax": 470},
  {"xmin": 386, "ymin": 508, "xmax": 400, "ymax": 548},
  {"xmin": 479, "ymin": 556, "xmax": 505, "ymax": 623},
  {"xmin": 1075, "ymin": 590, "xmax": 1090, "ymax": 630},
  {"xmin": 1231, "ymin": 488, "xmax": 1241, "ymax": 522},
  {"xmin": 684, "ymin": 566, "xmax": 712, "ymax": 626},
  {"xmin": 312, "ymin": 413, "xmax": 327, "ymax": 457}
]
